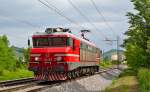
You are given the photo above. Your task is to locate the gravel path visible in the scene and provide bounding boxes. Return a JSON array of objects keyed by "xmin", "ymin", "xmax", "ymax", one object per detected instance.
[{"xmin": 41, "ymin": 67, "xmax": 125, "ymax": 92}]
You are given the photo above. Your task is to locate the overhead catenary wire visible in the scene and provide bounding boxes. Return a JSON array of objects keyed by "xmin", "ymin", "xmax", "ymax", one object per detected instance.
[
  {"xmin": 38, "ymin": 0, "xmax": 110, "ymax": 41},
  {"xmin": 38, "ymin": 0, "xmax": 87, "ymax": 30},
  {"xmin": 0, "ymin": 9, "xmax": 43, "ymax": 41},
  {"xmin": 0, "ymin": 10, "xmax": 42, "ymax": 30},
  {"xmin": 90, "ymin": 0, "xmax": 117, "ymax": 36},
  {"xmin": 0, "ymin": 15, "xmax": 42, "ymax": 30},
  {"xmin": 67, "ymin": 0, "xmax": 109, "ymax": 39}
]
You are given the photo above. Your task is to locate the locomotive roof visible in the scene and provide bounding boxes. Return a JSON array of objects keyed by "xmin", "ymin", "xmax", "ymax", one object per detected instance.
[{"xmin": 33, "ymin": 32, "xmax": 97, "ymax": 47}]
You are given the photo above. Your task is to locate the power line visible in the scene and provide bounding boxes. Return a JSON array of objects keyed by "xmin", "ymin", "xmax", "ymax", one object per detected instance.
[
  {"xmin": 0, "ymin": 9, "xmax": 43, "ymax": 41},
  {"xmin": 90, "ymin": 0, "xmax": 116, "ymax": 36},
  {"xmin": 0, "ymin": 15, "xmax": 42, "ymax": 29},
  {"xmin": 67, "ymin": 0, "xmax": 108, "ymax": 39},
  {"xmin": 38, "ymin": 0, "xmax": 111, "ymax": 43},
  {"xmin": 67, "ymin": 0, "xmax": 94, "ymax": 27},
  {"xmin": 38, "ymin": 0, "xmax": 86, "ymax": 30},
  {"xmin": 0, "ymin": 10, "xmax": 42, "ymax": 29}
]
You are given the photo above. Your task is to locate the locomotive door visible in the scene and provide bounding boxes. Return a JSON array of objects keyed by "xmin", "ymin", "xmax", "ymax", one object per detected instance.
[{"xmin": 72, "ymin": 39, "xmax": 80, "ymax": 62}]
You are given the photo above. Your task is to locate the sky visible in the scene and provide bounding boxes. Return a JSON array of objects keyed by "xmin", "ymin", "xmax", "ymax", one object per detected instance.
[{"xmin": 0, "ymin": 0, "xmax": 134, "ymax": 51}]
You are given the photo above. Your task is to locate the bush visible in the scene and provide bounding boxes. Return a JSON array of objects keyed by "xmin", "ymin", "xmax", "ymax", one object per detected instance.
[
  {"xmin": 111, "ymin": 60, "xmax": 120, "ymax": 65},
  {"xmin": 100, "ymin": 60, "xmax": 112, "ymax": 68},
  {"xmin": 138, "ymin": 68, "xmax": 150, "ymax": 92}
]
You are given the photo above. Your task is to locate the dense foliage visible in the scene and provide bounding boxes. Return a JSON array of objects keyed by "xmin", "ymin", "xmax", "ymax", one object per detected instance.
[
  {"xmin": 138, "ymin": 68, "xmax": 150, "ymax": 92},
  {"xmin": 100, "ymin": 60, "xmax": 112, "ymax": 69},
  {"xmin": 0, "ymin": 35, "xmax": 17, "ymax": 71},
  {"xmin": 0, "ymin": 35, "xmax": 33, "ymax": 80},
  {"xmin": 23, "ymin": 48, "xmax": 30, "ymax": 64},
  {"xmin": 124, "ymin": 0, "xmax": 150, "ymax": 70}
]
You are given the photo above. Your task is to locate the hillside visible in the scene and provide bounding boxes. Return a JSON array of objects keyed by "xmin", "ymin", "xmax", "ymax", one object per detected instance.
[
  {"xmin": 11, "ymin": 46, "xmax": 23, "ymax": 58},
  {"xmin": 103, "ymin": 49, "xmax": 124, "ymax": 60}
]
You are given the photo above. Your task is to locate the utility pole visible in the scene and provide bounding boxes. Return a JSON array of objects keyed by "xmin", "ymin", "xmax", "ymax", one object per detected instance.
[
  {"xmin": 117, "ymin": 36, "xmax": 120, "ymax": 68},
  {"xmin": 102, "ymin": 49, "xmax": 105, "ymax": 61},
  {"xmin": 103, "ymin": 36, "xmax": 120, "ymax": 68}
]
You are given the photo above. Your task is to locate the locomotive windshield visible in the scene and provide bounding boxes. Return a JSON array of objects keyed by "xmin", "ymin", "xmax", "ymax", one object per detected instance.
[{"xmin": 33, "ymin": 37, "xmax": 73, "ymax": 47}]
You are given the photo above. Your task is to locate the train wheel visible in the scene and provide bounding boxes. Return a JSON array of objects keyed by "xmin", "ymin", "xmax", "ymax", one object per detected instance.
[
  {"xmin": 80, "ymin": 68, "xmax": 84, "ymax": 76},
  {"xmin": 76, "ymin": 71, "xmax": 80, "ymax": 77},
  {"xmin": 91, "ymin": 67, "xmax": 95, "ymax": 75},
  {"xmin": 71, "ymin": 71, "xmax": 76, "ymax": 79},
  {"xmin": 89, "ymin": 67, "xmax": 92, "ymax": 75},
  {"xmin": 94, "ymin": 66, "xmax": 99, "ymax": 72},
  {"xmin": 95, "ymin": 66, "xmax": 99, "ymax": 72},
  {"xmin": 67, "ymin": 72, "xmax": 72, "ymax": 79},
  {"xmin": 78, "ymin": 68, "xmax": 82, "ymax": 76}
]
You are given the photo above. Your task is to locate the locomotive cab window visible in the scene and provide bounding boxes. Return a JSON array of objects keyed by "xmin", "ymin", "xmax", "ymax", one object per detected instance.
[
  {"xmin": 52, "ymin": 37, "xmax": 67, "ymax": 46},
  {"xmin": 33, "ymin": 37, "xmax": 49, "ymax": 47},
  {"xmin": 33, "ymin": 37, "xmax": 73, "ymax": 47}
]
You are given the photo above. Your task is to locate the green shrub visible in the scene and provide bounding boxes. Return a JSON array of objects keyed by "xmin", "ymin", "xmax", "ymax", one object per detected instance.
[
  {"xmin": 138, "ymin": 68, "xmax": 150, "ymax": 92},
  {"xmin": 112, "ymin": 60, "xmax": 120, "ymax": 65},
  {"xmin": 119, "ymin": 68, "xmax": 137, "ymax": 77},
  {"xmin": 100, "ymin": 60, "xmax": 112, "ymax": 68}
]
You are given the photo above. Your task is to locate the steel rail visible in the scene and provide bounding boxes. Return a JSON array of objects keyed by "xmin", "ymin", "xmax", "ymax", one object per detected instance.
[
  {"xmin": 0, "ymin": 81, "xmax": 44, "ymax": 92},
  {"xmin": 0, "ymin": 77, "xmax": 36, "ymax": 87},
  {"xmin": 27, "ymin": 67, "xmax": 119, "ymax": 92},
  {"xmin": 0, "ymin": 66, "xmax": 122, "ymax": 92}
]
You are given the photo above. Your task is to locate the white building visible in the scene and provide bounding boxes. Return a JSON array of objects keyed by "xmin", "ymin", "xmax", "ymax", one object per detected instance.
[{"xmin": 111, "ymin": 53, "xmax": 125, "ymax": 61}]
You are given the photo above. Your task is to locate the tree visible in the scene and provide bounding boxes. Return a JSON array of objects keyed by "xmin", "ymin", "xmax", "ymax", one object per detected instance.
[
  {"xmin": 23, "ymin": 47, "xmax": 30, "ymax": 66},
  {"xmin": 0, "ymin": 35, "xmax": 17, "ymax": 71},
  {"xmin": 124, "ymin": 0, "xmax": 150, "ymax": 69}
]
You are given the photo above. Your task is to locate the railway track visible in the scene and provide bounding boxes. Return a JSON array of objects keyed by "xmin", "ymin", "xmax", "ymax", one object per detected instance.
[
  {"xmin": 26, "ymin": 67, "xmax": 119, "ymax": 92},
  {"xmin": 0, "ymin": 67, "xmax": 119, "ymax": 92},
  {"xmin": 0, "ymin": 77, "xmax": 44, "ymax": 92},
  {"xmin": 0, "ymin": 77, "xmax": 36, "ymax": 87}
]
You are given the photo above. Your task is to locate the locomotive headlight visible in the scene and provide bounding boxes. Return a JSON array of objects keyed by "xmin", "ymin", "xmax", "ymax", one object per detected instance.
[
  {"xmin": 56, "ymin": 56, "xmax": 62, "ymax": 62},
  {"xmin": 35, "ymin": 57, "xmax": 39, "ymax": 61}
]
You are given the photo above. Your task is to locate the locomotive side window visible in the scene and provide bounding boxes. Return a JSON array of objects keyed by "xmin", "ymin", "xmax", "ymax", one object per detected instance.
[{"xmin": 67, "ymin": 38, "xmax": 73, "ymax": 46}]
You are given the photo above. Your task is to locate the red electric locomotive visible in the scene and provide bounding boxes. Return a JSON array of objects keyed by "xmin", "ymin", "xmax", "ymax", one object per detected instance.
[{"xmin": 29, "ymin": 28, "xmax": 101, "ymax": 81}]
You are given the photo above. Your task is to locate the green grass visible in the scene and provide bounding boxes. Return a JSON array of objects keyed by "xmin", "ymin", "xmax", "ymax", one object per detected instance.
[
  {"xmin": 102, "ymin": 68, "xmax": 139, "ymax": 92},
  {"xmin": 138, "ymin": 68, "xmax": 150, "ymax": 92},
  {"xmin": 0, "ymin": 69, "xmax": 34, "ymax": 81},
  {"xmin": 100, "ymin": 60, "xmax": 113, "ymax": 69},
  {"xmin": 119, "ymin": 68, "xmax": 137, "ymax": 77}
]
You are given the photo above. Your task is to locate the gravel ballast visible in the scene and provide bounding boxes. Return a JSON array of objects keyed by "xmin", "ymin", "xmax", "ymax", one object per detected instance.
[{"xmin": 41, "ymin": 68, "xmax": 124, "ymax": 92}]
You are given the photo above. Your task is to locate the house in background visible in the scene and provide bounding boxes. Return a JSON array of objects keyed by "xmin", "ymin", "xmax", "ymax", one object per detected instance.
[{"xmin": 103, "ymin": 49, "xmax": 125, "ymax": 62}]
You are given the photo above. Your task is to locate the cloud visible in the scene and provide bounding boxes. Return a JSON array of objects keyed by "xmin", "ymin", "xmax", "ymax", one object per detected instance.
[{"xmin": 0, "ymin": 0, "xmax": 134, "ymax": 51}]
